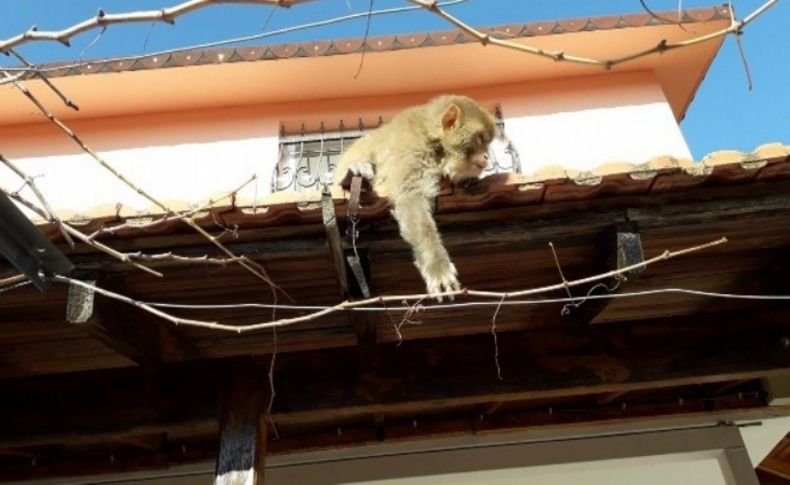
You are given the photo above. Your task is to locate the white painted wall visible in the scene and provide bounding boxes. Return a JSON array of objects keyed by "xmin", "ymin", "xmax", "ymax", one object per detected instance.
[{"xmin": 0, "ymin": 71, "xmax": 692, "ymax": 219}]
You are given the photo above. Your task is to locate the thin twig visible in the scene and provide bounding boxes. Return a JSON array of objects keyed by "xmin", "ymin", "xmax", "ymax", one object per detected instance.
[
  {"xmin": 491, "ymin": 295, "xmax": 505, "ymax": 381},
  {"xmin": 548, "ymin": 241, "xmax": 574, "ymax": 303},
  {"xmin": 734, "ymin": 34, "xmax": 753, "ymax": 91},
  {"xmin": 638, "ymin": 0, "xmax": 688, "ymax": 30},
  {"xmin": 142, "ymin": 22, "xmax": 156, "ymax": 54},
  {"xmin": 2, "ymin": 187, "xmax": 162, "ymax": 277},
  {"xmin": 0, "ymin": 273, "xmax": 27, "ymax": 289},
  {"xmin": 127, "ymin": 252, "xmax": 249, "ymax": 265},
  {"xmin": 353, "ymin": 0, "xmax": 375, "ymax": 80},
  {"xmin": 53, "ymin": 237, "xmax": 727, "ymax": 334},
  {"xmin": 266, "ymin": 292, "xmax": 280, "ymax": 439},
  {"xmin": 407, "ymin": 0, "xmax": 778, "ymax": 69},
  {"xmin": 0, "ymin": 153, "xmax": 74, "ymax": 247},
  {"xmin": 394, "ymin": 297, "xmax": 425, "ymax": 346},
  {"xmin": 87, "ymin": 174, "xmax": 256, "ymax": 240},
  {"xmin": 9, "ymin": 50, "xmax": 79, "ymax": 110},
  {"xmin": 561, "ymin": 278, "xmax": 622, "ymax": 316},
  {"xmin": 79, "ymin": 26, "xmax": 107, "ymax": 60},
  {"xmin": 728, "ymin": 0, "xmax": 752, "ymax": 91},
  {"xmin": 3, "ymin": 74, "xmax": 277, "ymax": 290}
]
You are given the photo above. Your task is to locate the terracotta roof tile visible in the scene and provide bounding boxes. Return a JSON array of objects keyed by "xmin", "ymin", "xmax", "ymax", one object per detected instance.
[
  {"xmin": 34, "ymin": 143, "xmax": 789, "ymax": 238},
  {"xmin": 591, "ymin": 16, "xmax": 625, "ymax": 30},
  {"xmin": 269, "ymin": 43, "xmax": 300, "ymax": 58},
  {"xmin": 623, "ymin": 13, "xmax": 655, "ymax": 27},
  {"xmin": 686, "ymin": 6, "xmax": 721, "ymax": 21},
  {"xmin": 525, "ymin": 21, "xmax": 560, "ymax": 36},
  {"xmin": 558, "ymin": 18, "xmax": 590, "ymax": 33},
  {"xmin": 20, "ymin": 7, "xmax": 730, "ymax": 80},
  {"xmin": 427, "ymin": 30, "xmax": 460, "ymax": 46},
  {"xmin": 171, "ymin": 51, "xmax": 202, "ymax": 66},
  {"xmin": 236, "ymin": 47, "xmax": 265, "ymax": 61},
  {"xmin": 396, "ymin": 33, "xmax": 429, "ymax": 48},
  {"xmin": 366, "ymin": 35, "xmax": 397, "ymax": 52}
]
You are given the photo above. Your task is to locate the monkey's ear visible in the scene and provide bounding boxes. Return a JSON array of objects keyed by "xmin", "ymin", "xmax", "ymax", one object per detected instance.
[{"xmin": 441, "ymin": 104, "xmax": 462, "ymax": 130}]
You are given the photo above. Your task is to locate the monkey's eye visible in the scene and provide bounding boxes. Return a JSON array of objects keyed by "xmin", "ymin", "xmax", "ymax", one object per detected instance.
[{"xmin": 475, "ymin": 133, "xmax": 486, "ymax": 147}]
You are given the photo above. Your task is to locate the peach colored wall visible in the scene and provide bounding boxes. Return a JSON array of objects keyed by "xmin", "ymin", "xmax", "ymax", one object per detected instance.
[{"xmin": 0, "ymin": 70, "xmax": 691, "ymax": 218}]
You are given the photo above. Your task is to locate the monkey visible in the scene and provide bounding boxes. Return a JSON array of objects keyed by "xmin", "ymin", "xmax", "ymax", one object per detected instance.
[{"xmin": 334, "ymin": 95, "xmax": 497, "ymax": 300}]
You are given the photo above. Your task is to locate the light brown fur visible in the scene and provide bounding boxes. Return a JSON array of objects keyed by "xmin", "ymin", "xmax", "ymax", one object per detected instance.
[{"xmin": 334, "ymin": 95, "xmax": 496, "ymax": 299}]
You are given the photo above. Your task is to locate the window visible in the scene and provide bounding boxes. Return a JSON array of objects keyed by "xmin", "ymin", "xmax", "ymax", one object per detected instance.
[
  {"xmin": 272, "ymin": 121, "xmax": 369, "ymax": 193},
  {"xmin": 273, "ymin": 107, "xmax": 520, "ymax": 193}
]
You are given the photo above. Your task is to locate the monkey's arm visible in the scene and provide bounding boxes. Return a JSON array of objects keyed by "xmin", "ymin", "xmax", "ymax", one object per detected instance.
[
  {"xmin": 391, "ymin": 192, "xmax": 460, "ymax": 300},
  {"xmin": 334, "ymin": 136, "xmax": 375, "ymax": 184}
]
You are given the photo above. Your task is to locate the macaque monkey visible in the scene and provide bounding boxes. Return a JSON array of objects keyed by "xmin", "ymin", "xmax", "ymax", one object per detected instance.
[{"xmin": 335, "ymin": 95, "xmax": 496, "ymax": 300}]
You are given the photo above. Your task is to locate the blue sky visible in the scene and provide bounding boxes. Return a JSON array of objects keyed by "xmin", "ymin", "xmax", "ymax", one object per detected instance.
[{"xmin": 1, "ymin": 0, "xmax": 787, "ymax": 158}]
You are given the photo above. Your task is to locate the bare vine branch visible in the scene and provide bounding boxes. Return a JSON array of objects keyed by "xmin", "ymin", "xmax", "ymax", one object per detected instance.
[
  {"xmin": 8, "ymin": 50, "xmax": 79, "ymax": 110},
  {"xmin": 0, "ymin": 153, "xmax": 74, "ymax": 247},
  {"xmin": 127, "ymin": 251, "xmax": 251, "ymax": 266},
  {"xmin": 87, "ymin": 174, "xmax": 256, "ymax": 240},
  {"xmin": 1, "ymin": 186, "xmax": 163, "ymax": 277},
  {"xmin": 0, "ymin": 273, "xmax": 27, "ymax": 289},
  {"xmin": 408, "ymin": 0, "xmax": 778, "ymax": 69},
  {"xmin": 0, "ymin": 0, "xmax": 314, "ymax": 53},
  {"xmin": 54, "ymin": 237, "xmax": 727, "ymax": 334},
  {"xmin": 2, "ymin": 73, "xmax": 278, "ymax": 290}
]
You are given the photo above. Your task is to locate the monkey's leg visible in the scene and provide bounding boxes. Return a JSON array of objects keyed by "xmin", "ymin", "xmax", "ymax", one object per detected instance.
[{"xmin": 391, "ymin": 193, "xmax": 460, "ymax": 301}]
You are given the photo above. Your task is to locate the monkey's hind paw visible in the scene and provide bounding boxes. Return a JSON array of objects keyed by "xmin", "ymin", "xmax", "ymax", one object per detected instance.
[
  {"xmin": 348, "ymin": 160, "xmax": 375, "ymax": 180},
  {"xmin": 424, "ymin": 262, "xmax": 461, "ymax": 303}
]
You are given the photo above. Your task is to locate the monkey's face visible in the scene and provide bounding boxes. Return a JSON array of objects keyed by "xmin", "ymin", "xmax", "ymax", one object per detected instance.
[{"xmin": 438, "ymin": 103, "xmax": 496, "ymax": 183}]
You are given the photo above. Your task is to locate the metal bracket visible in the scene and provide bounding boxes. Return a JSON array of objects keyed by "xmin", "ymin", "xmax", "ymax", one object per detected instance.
[
  {"xmin": 0, "ymin": 191, "xmax": 73, "ymax": 291},
  {"xmin": 346, "ymin": 176, "xmax": 371, "ymax": 299}
]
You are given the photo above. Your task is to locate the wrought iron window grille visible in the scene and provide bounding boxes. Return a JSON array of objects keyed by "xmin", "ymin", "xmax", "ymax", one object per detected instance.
[{"xmin": 273, "ymin": 106, "xmax": 520, "ymax": 193}]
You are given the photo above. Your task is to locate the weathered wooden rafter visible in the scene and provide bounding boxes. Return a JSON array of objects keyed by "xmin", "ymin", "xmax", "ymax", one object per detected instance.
[{"xmin": 66, "ymin": 275, "xmax": 194, "ymax": 367}]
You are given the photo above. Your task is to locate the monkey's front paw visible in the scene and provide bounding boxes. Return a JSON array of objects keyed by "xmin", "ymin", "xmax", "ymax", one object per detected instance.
[
  {"xmin": 348, "ymin": 161, "xmax": 375, "ymax": 180},
  {"xmin": 422, "ymin": 261, "xmax": 460, "ymax": 302}
]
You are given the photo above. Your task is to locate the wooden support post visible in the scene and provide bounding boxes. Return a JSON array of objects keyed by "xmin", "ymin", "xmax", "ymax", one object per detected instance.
[
  {"xmin": 321, "ymin": 191, "xmax": 350, "ymax": 298},
  {"xmin": 569, "ymin": 221, "xmax": 645, "ymax": 325},
  {"xmin": 66, "ymin": 277, "xmax": 193, "ymax": 366},
  {"xmin": 215, "ymin": 374, "xmax": 268, "ymax": 485},
  {"xmin": 345, "ymin": 176, "xmax": 371, "ymax": 299}
]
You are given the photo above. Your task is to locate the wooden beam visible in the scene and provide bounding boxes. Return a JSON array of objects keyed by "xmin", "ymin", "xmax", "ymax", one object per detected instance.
[
  {"xmin": 1, "ymin": 404, "xmax": 783, "ymax": 483},
  {"xmin": 758, "ymin": 434, "xmax": 790, "ymax": 481},
  {"xmin": 2, "ymin": 311, "xmax": 789, "ymax": 447},
  {"xmin": 321, "ymin": 192, "xmax": 349, "ymax": 298},
  {"xmin": 215, "ymin": 373, "xmax": 268, "ymax": 485},
  {"xmin": 66, "ymin": 277, "xmax": 193, "ymax": 366},
  {"xmin": 565, "ymin": 222, "xmax": 644, "ymax": 326}
]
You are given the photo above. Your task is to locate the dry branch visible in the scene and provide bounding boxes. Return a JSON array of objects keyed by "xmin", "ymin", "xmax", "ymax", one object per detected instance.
[
  {"xmin": 127, "ymin": 251, "xmax": 250, "ymax": 266},
  {"xmin": 0, "ymin": 0, "xmax": 315, "ymax": 53},
  {"xmin": 1, "ymin": 187, "xmax": 162, "ymax": 277},
  {"xmin": 408, "ymin": 0, "xmax": 778, "ymax": 69},
  {"xmin": 54, "ymin": 237, "xmax": 727, "ymax": 334},
  {"xmin": 2, "ymin": 74, "xmax": 278, "ymax": 290},
  {"xmin": 0, "ymin": 153, "xmax": 74, "ymax": 247},
  {"xmin": 0, "ymin": 0, "xmax": 776, "ymax": 80},
  {"xmin": 0, "ymin": 0, "xmax": 467, "ymax": 81},
  {"xmin": 87, "ymin": 174, "xmax": 256, "ymax": 240},
  {"xmin": 8, "ymin": 50, "xmax": 79, "ymax": 110},
  {"xmin": 0, "ymin": 273, "xmax": 27, "ymax": 289}
]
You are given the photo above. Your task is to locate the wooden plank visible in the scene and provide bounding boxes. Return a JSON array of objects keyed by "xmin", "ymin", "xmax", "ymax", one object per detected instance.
[
  {"xmin": 2, "ymin": 311, "xmax": 789, "ymax": 446},
  {"xmin": 215, "ymin": 374, "xmax": 268, "ymax": 485},
  {"xmin": 321, "ymin": 192, "xmax": 349, "ymax": 298}
]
